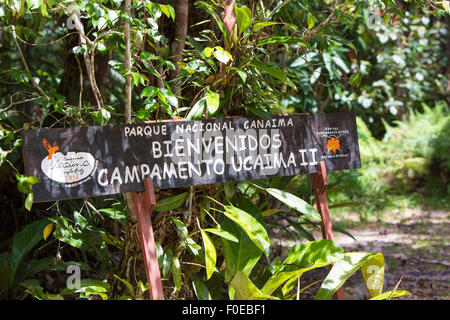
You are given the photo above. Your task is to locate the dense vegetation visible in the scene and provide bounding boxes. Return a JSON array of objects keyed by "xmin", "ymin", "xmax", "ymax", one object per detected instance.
[{"xmin": 0, "ymin": 0, "xmax": 448, "ymax": 300}]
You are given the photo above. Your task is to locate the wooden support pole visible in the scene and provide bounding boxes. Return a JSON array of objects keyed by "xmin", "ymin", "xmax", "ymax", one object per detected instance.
[
  {"xmin": 312, "ymin": 161, "xmax": 346, "ymax": 300},
  {"xmin": 133, "ymin": 177, "xmax": 164, "ymax": 300}
]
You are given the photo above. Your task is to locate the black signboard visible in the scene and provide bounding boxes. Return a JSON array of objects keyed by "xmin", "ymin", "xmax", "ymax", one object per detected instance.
[{"xmin": 23, "ymin": 112, "xmax": 361, "ymax": 203}]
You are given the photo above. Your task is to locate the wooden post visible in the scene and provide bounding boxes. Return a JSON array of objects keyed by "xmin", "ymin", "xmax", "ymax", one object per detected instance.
[
  {"xmin": 312, "ymin": 161, "xmax": 346, "ymax": 300},
  {"xmin": 132, "ymin": 177, "xmax": 164, "ymax": 300}
]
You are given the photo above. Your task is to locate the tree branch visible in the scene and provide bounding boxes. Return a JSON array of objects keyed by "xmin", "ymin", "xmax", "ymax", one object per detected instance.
[
  {"xmin": 70, "ymin": 11, "xmax": 104, "ymax": 110},
  {"xmin": 11, "ymin": 25, "xmax": 49, "ymax": 100}
]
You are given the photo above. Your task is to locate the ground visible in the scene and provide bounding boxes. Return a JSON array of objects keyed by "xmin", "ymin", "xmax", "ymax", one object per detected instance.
[{"xmin": 273, "ymin": 205, "xmax": 449, "ymax": 300}]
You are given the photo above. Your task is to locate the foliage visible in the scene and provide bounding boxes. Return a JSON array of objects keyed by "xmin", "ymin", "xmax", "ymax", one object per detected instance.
[{"xmin": 0, "ymin": 0, "xmax": 447, "ymax": 300}]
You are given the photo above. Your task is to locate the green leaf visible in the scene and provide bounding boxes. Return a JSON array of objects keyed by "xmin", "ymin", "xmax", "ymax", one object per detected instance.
[
  {"xmin": 226, "ymin": 66, "xmax": 247, "ymax": 82},
  {"xmin": 315, "ymin": 252, "xmax": 379, "ymax": 300},
  {"xmin": 370, "ymin": 290, "xmax": 410, "ymax": 300},
  {"xmin": 162, "ymin": 249, "xmax": 173, "ymax": 277},
  {"xmin": 387, "ymin": 275, "xmax": 404, "ymax": 300},
  {"xmin": 10, "ymin": 219, "xmax": 49, "ymax": 289},
  {"xmin": 192, "ymin": 280, "xmax": 212, "ymax": 300},
  {"xmin": 186, "ymin": 98, "xmax": 206, "ymax": 120},
  {"xmin": 195, "ymin": 1, "xmax": 226, "ymax": 36},
  {"xmin": 16, "ymin": 174, "xmax": 38, "ymax": 194},
  {"xmin": 171, "ymin": 217, "xmax": 188, "ymax": 240},
  {"xmin": 61, "ymin": 279, "xmax": 110, "ymax": 296},
  {"xmin": 221, "ymin": 198, "xmax": 264, "ymax": 284},
  {"xmin": 172, "ymin": 257, "xmax": 182, "ymax": 291},
  {"xmin": 200, "ymin": 230, "xmax": 216, "ymax": 280},
  {"xmin": 203, "ymin": 228, "xmax": 238, "ymax": 242},
  {"xmin": 307, "ymin": 13, "xmax": 316, "ymax": 29},
  {"xmin": 253, "ymin": 22, "xmax": 281, "ymax": 31},
  {"xmin": 154, "ymin": 192, "xmax": 188, "ymax": 212},
  {"xmin": 205, "ymin": 90, "xmax": 220, "ymax": 115},
  {"xmin": 349, "ymin": 73, "xmax": 362, "ymax": 88},
  {"xmin": 326, "ymin": 35, "xmax": 357, "ymax": 54},
  {"xmin": 261, "ymin": 240, "xmax": 344, "ymax": 296},
  {"xmin": 257, "ymin": 36, "xmax": 309, "ymax": 47},
  {"xmin": 231, "ymin": 271, "xmax": 279, "ymax": 300},
  {"xmin": 246, "ymin": 106, "xmax": 272, "ymax": 120},
  {"xmin": 156, "ymin": 242, "xmax": 164, "ymax": 266},
  {"xmin": 159, "ymin": 4, "xmax": 175, "ymax": 20},
  {"xmin": 265, "ymin": 188, "xmax": 321, "ymax": 221},
  {"xmin": 223, "ymin": 205, "xmax": 270, "ymax": 256},
  {"xmin": 113, "ymin": 274, "xmax": 135, "ymax": 298},
  {"xmin": 310, "ymin": 67, "xmax": 322, "ymax": 85},
  {"xmin": 223, "ymin": 181, "xmax": 235, "ymax": 200},
  {"xmin": 235, "ymin": 5, "xmax": 252, "ymax": 34},
  {"xmin": 25, "ymin": 192, "xmax": 33, "ymax": 211},
  {"xmin": 249, "ymin": 61, "xmax": 296, "ymax": 90},
  {"xmin": 252, "ymin": 21, "xmax": 298, "ymax": 32}
]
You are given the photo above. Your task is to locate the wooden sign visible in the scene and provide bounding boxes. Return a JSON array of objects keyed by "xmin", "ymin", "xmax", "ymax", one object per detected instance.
[{"xmin": 23, "ymin": 112, "xmax": 361, "ymax": 203}]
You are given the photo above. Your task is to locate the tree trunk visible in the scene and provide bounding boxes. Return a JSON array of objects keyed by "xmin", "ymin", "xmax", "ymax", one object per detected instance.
[{"xmin": 170, "ymin": 0, "xmax": 189, "ymax": 96}]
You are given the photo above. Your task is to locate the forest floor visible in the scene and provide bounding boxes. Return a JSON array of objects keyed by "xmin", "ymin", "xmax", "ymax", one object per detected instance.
[{"xmin": 277, "ymin": 205, "xmax": 450, "ymax": 300}]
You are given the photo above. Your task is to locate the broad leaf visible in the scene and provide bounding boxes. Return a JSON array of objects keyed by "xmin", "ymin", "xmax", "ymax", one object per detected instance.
[
  {"xmin": 203, "ymin": 228, "xmax": 238, "ymax": 242},
  {"xmin": 235, "ymin": 4, "xmax": 252, "ymax": 34},
  {"xmin": 361, "ymin": 253, "xmax": 385, "ymax": 297},
  {"xmin": 186, "ymin": 98, "xmax": 206, "ymax": 121},
  {"xmin": 221, "ymin": 198, "xmax": 264, "ymax": 284},
  {"xmin": 200, "ymin": 229, "xmax": 216, "ymax": 280},
  {"xmin": 25, "ymin": 192, "xmax": 33, "ymax": 211},
  {"xmin": 265, "ymin": 188, "xmax": 321, "ymax": 221},
  {"xmin": 307, "ymin": 13, "xmax": 316, "ymax": 29},
  {"xmin": 261, "ymin": 240, "xmax": 344, "ymax": 296},
  {"xmin": 171, "ymin": 217, "xmax": 188, "ymax": 240},
  {"xmin": 205, "ymin": 90, "xmax": 220, "ymax": 115},
  {"xmin": 162, "ymin": 249, "xmax": 173, "ymax": 277},
  {"xmin": 370, "ymin": 290, "xmax": 411, "ymax": 300},
  {"xmin": 192, "ymin": 279, "xmax": 212, "ymax": 300},
  {"xmin": 10, "ymin": 219, "xmax": 49, "ymax": 288},
  {"xmin": 154, "ymin": 192, "xmax": 188, "ymax": 212},
  {"xmin": 172, "ymin": 257, "xmax": 182, "ymax": 291},
  {"xmin": 230, "ymin": 271, "xmax": 279, "ymax": 300},
  {"xmin": 223, "ymin": 205, "xmax": 270, "ymax": 256},
  {"xmin": 315, "ymin": 252, "xmax": 379, "ymax": 300}
]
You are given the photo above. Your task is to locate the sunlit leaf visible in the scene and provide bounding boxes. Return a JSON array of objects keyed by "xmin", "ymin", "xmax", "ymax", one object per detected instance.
[
  {"xmin": 235, "ymin": 4, "xmax": 252, "ymax": 34},
  {"xmin": 25, "ymin": 192, "xmax": 33, "ymax": 211},
  {"xmin": 223, "ymin": 205, "xmax": 270, "ymax": 256},
  {"xmin": 203, "ymin": 228, "xmax": 238, "ymax": 242},
  {"xmin": 231, "ymin": 271, "xmax": 279, "ymax": 300},
  {"xmin": 315, "ymin": 252, "xmax": 379, "ymax": 300},
  {"xmin": 369, "ymin": 290, "xmax": 411, "ymax": 300},
  {"xmin": 205, "ymin": 90, "xmax": 220, "ymax": 115},
  {"xmin": 200, "ymin": 229, "xmax": 216, "ymax": 280},
  {"xmin": 172, "ymin": 257, "xmax": 182, "ymax": 291},
  {"xmin": 265, "ymin": 188, "xmax": 321, "ymax": 221},
  {"xmin": 361, "ymin": 253, "xmax": 385, "ymax": 297}
]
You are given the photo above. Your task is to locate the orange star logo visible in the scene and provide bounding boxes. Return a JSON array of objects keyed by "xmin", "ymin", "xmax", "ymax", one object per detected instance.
[{"xmin": 327, "ymin": 137, "xmax": 341, "ymax": 154}]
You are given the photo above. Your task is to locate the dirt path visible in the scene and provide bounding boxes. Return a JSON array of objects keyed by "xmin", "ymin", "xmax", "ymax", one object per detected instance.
[{"xmin": 328, "ymin": 208, "xmax": 449, "ymax": 299}]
